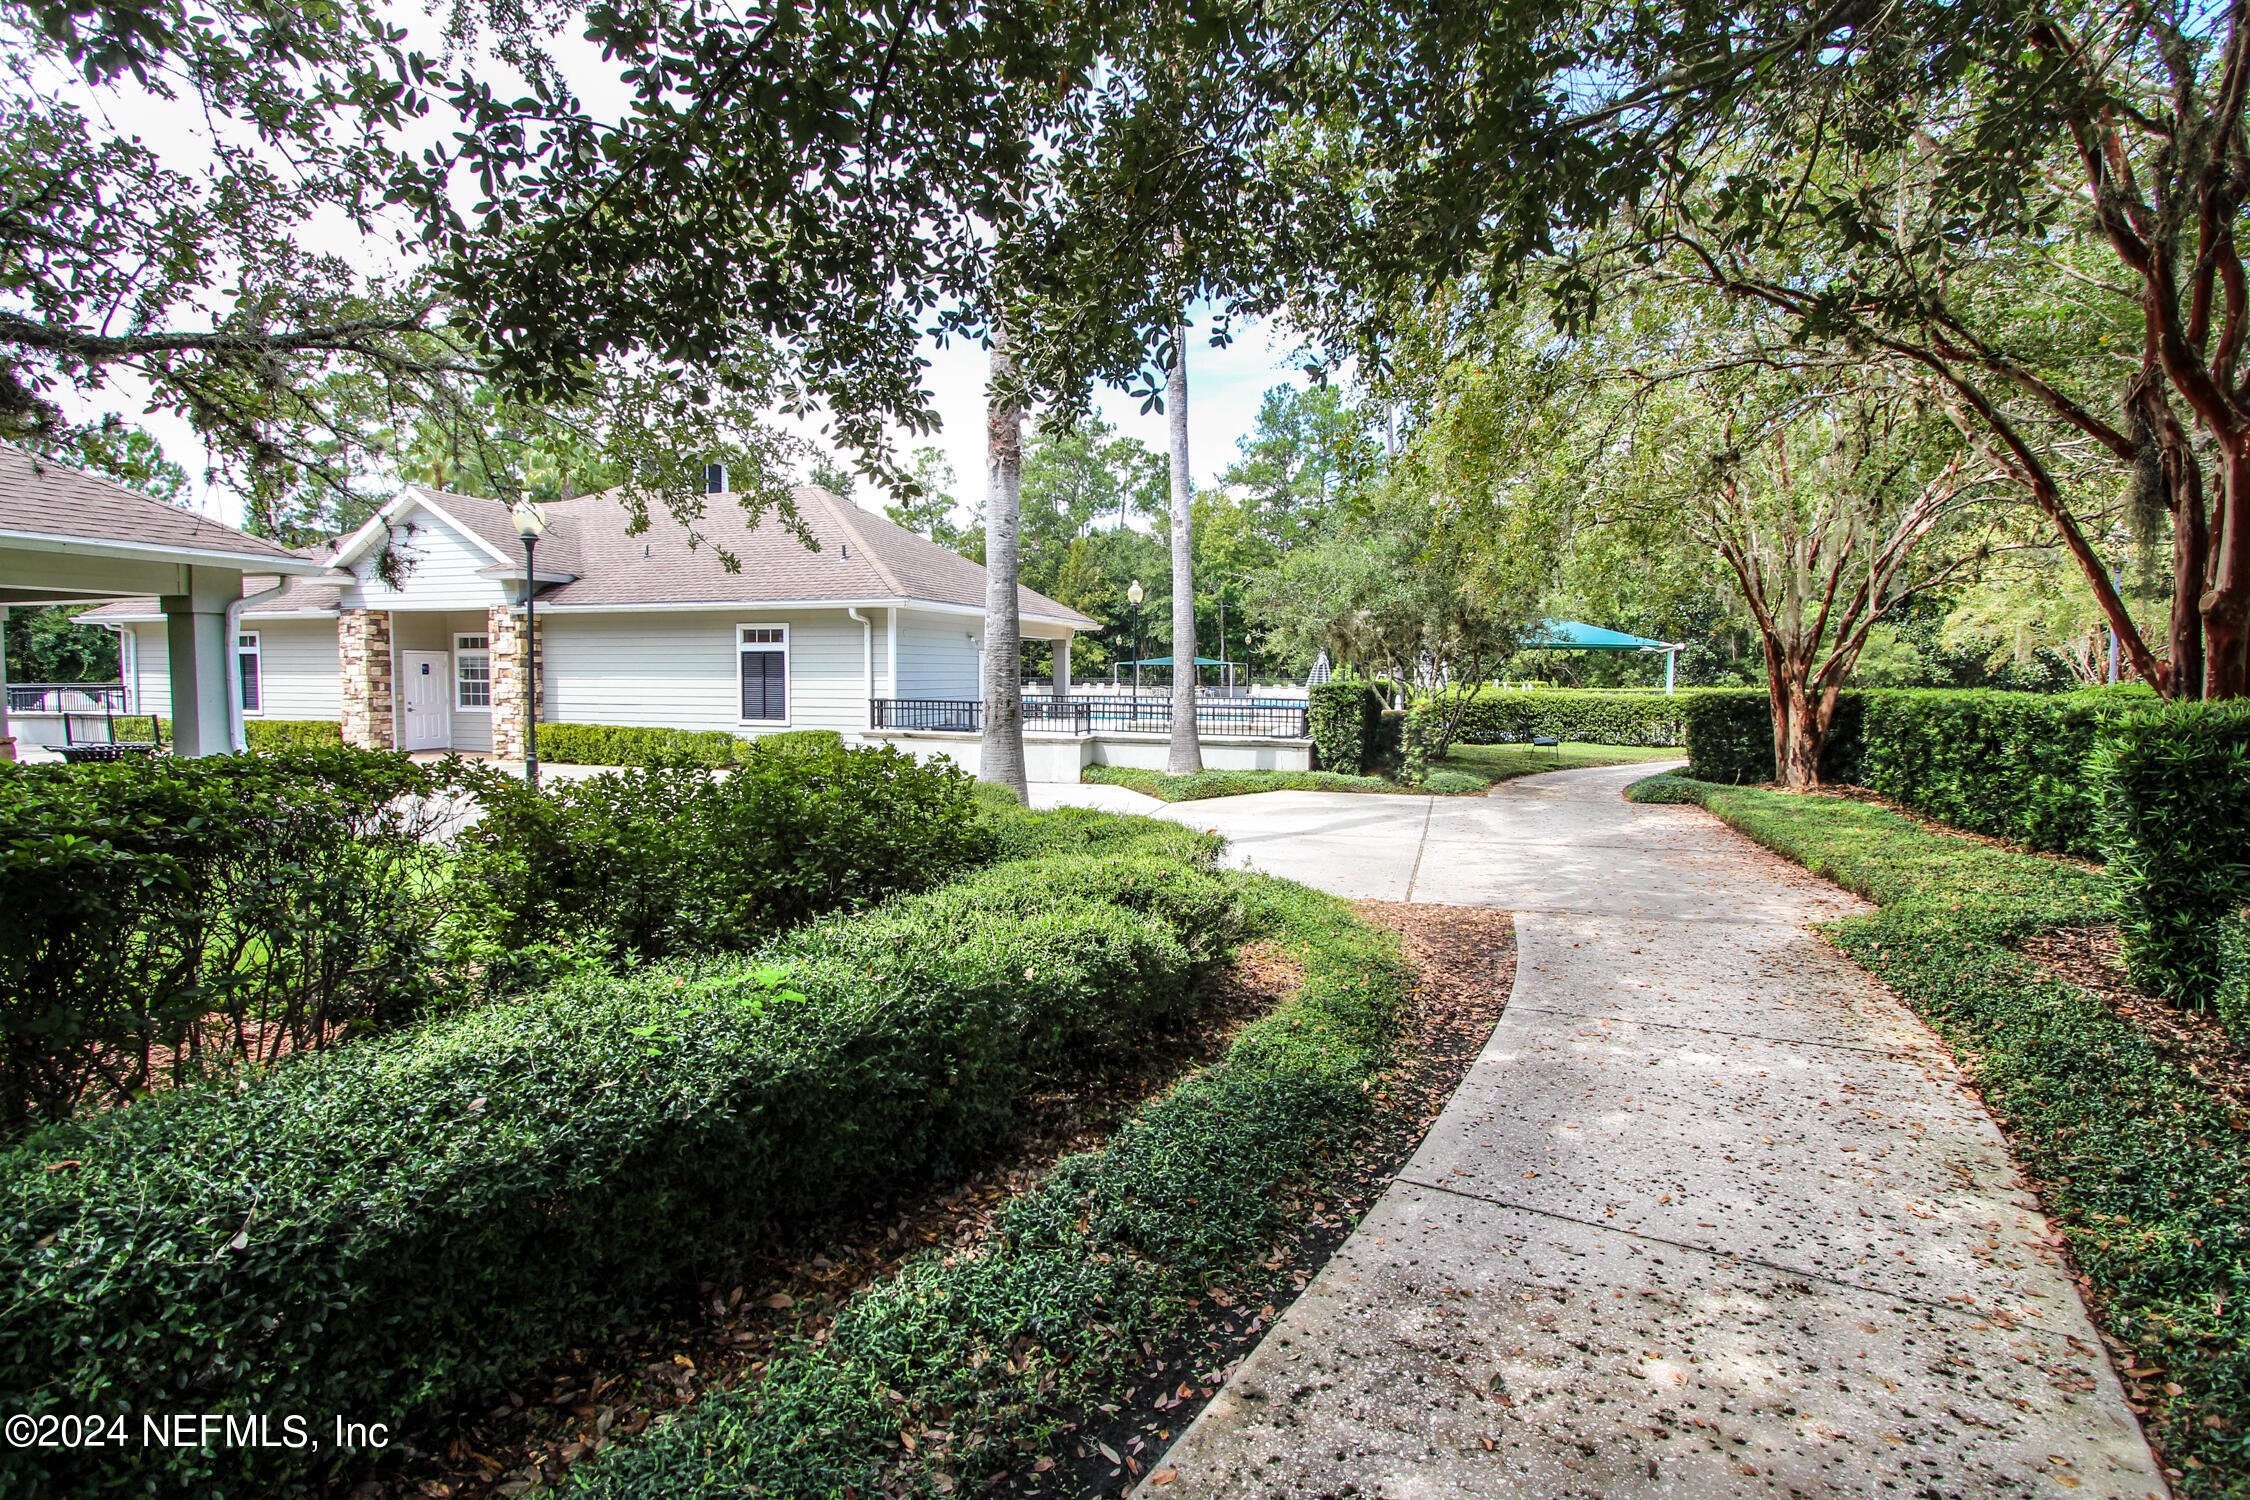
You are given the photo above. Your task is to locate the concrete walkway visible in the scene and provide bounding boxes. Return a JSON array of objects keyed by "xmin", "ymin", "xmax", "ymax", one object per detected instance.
[{"xmin": 1138, "ymin": 763, "xmax": 2163, "ymax": 1499}]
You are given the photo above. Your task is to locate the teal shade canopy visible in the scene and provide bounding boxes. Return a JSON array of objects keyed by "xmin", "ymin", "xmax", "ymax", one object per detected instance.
[{"xmin": 1520, "ymin": 620, "xmax": 1674, "ymax": 650}]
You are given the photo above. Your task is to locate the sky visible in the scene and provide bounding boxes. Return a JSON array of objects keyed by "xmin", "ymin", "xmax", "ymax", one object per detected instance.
[
  {"xmin": 843, "ymin": 318, "xmax": 1315, "ymax": 520},
  {"xmin": 31, "ymin": 10, "xmax": 1325, "ymax": 530}
]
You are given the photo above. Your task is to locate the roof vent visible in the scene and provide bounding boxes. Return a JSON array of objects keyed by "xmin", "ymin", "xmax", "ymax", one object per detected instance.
[{"xmin": 704, "ymin": 463, "xmax": 728, "ymax": 494}]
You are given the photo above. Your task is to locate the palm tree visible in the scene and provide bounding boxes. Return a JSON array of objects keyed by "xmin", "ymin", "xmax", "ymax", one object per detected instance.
[
  {"xmin": 979, "ymin": 312, "xmax": 1029, "ymax": 800},
  {"xmin": 1165, "ymin": 321, "xmax": 1204, "ymax": 773}
]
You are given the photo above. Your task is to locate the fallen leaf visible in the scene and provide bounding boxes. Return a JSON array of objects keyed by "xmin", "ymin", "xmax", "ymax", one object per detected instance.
[
  {"xmin": 1032, "ymin": 1456, "xmax": 1055, "ymax": 1473},
  {"xmin": 1097, "ymin": 1441, "xmax": 1121, "ymax": 1464},
  {"xmin": 764, "ymin": 1293, "xmax": 794, "ymax": 1310},
  {"xmin": 1151, "ymin": 1468, "xmax": 1178, "ymax": 1486}
]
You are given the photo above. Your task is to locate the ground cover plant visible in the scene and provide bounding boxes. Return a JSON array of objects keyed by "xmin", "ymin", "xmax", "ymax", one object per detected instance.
[
  {"xmin": 1084, "ymin": 742, "xmax": 1674, "ymax": 802},
  {"xmin": 0, "ymin": 805, "xmax": 1236, "ymax": 1499},
  {"xmin": 1629, "ymin": 771, "xmax": 2250, "ymax": 1490},
  {"xmin": 559, "ymin": 870, "xmax": 1414, "ymax": 1500}
]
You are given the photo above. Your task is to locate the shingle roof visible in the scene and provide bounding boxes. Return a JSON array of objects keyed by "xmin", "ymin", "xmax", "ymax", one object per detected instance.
[
  {"xmin": 0, "ymin": 442, "xmax": 312, "ymax": 569},
  {"xmin": 78, "ymin": 555, "xmax": 345, "ymax": 623},
  {"xmin": 520, "ymin": 484, "xmax": 1092, "ymax": 627}
]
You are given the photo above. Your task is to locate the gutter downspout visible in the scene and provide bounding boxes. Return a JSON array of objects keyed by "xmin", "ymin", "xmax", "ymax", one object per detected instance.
[
  {"xmin": 226, "ymin": 580, "xmax": 287, "ymax": 752},
  {"xmin": 847, "ymin": 608, "xmax": 873, "ymax": 733}
]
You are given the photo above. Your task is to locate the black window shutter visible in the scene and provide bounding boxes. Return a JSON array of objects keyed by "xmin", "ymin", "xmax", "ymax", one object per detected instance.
[{"xmin": 741, "ymin": 649, "xmax": 786, "ymax": 720}]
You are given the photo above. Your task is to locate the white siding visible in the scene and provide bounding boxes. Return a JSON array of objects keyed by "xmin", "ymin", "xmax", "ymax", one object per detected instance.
[
  {"xmin": 127, "ymin": 622, "xmax": 169, "ymax": 718},
  {"xmin": 540, "ymin": 608, "xmax": 875, "ymax": 737},
  {"xmin": 337, "ymin": 507, "xmax": 508, "ymax": 612},
  {"xmin": 241, "ymin": 619, "xmax": 340, "ymax": 721},
  {"xmin": 123, "ymin": 618, "xmax": 338, "ymax": 723},
  {"xmin": 894, "ymin": 610, "xmax": 981, "ymax": 701}
]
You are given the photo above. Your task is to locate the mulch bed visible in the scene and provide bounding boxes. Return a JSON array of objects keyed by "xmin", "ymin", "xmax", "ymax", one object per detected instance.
[{"xmin": 331, "ymin": 905, "xmax": 1518, "ymax": 1500}]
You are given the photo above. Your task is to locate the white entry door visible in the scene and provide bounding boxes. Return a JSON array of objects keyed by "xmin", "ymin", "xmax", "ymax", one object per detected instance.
[{"xmin": 400, "ymin": 651, "xmax": 451, "ymax": 751}]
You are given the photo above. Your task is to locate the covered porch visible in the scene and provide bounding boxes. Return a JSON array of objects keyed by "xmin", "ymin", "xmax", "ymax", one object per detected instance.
[{"xmin": 0, "ymin": 447, "xmax": 335, "ymax": 758}]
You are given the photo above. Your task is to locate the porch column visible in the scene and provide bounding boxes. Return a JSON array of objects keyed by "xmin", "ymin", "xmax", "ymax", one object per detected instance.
[
  {"xmin": 488, "ymin": 605, "xmax": 544, "ymax": 763},
  {"xmin": 1052, "ymin": 635, "xmax": 1070, "ymax": 699},
  {"xmin": 340, "ymin": 608, "xmax": 395, "ymax": 750},
  {"xmin": 160, "ymin": 566, "xmax": 240, "ymax": 757}
]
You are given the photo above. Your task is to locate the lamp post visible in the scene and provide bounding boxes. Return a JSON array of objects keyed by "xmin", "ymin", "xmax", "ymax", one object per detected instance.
[
  {"xmin": 1127, "ymin": 579, "xmax": 1145, "ymax": 700},
  {"xmin": 511, "ymin": 499, "xmax": 547, "ymax": 788}
]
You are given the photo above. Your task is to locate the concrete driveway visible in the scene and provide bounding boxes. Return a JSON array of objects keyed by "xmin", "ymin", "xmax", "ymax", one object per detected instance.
[{"xmin": 1124, "ymin": 764, "xmax": 2163, "ymax": 1500}]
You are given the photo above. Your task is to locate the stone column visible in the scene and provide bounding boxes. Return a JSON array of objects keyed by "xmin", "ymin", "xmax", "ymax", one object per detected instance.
[
  {"xmin": 488, "ymin": 605, "xmax": 544, "ymax": 762},
  {"xmin": 1051, "ymin": 635, "xmax": 1071, "ymax": 699},
  {"xmin": 340, "ymin": 608, "xmax": 394, "ymax": 750}
]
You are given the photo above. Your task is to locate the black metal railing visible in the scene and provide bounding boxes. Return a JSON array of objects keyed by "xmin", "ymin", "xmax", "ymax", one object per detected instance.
[
  {"xmin": 870, "ymin": 695, "xmax": 1309, "ymax": 739},
  {"xmin": 9, "ymin": 682, "xmax": 128, "ymax": 714}
]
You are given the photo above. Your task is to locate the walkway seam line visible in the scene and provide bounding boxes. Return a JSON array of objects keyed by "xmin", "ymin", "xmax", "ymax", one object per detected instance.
[
  {"xmin": 1402, "ymin": 794, "xmax": 1438, "ymax": 902},
  {"xmin": 1390, "ymin": 1175, "xmax": 2053, "ymax": 1328},
  {"xmin": 1501, "ymin": 1005, "xmax": 1928, "ymax": 1058}
]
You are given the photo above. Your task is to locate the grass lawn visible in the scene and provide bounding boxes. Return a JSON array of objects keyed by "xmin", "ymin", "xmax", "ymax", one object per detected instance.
[
  {"xmin": 1085, "ymin": 742, "xmax": 1680, "ymax": 802},
  {"xmin": 1630, "ymin": 771, "xmax": 2250, "ymax": 1494}
]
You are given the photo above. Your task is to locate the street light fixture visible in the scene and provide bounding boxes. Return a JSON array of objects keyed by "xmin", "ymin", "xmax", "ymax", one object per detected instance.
[
  {"xmin": 1126, "ymin": 579, "xmax": 1145, "ymax": 697},
  {"xmin": 511, "ymin": 499, "xmax": 547, "ymax": 789}
]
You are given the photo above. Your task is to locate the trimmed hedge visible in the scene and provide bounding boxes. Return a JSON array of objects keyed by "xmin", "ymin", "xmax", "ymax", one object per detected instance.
[
  {"xmin": 1635, "ymin": 774, "xmax": 2250, "ymax": 1492},
  {"xmin": 95, "ymin": 718, "xmax": 340, "ymax": 752},
  {"xmin": 2093, "ymin": 702, "xmax": 2250, "ymax": 1008},
  {"xmin": 247, "ymin": 718, "xmax": 344, "ymax": 750},
  {"xmin": 1307, "ymin": 681, "xmax": 1382, "ymax": 773},
  {"xmin": 1679, "ymin": 685, "xmax": 2211, "ymax": 858},
  {"xmin": 457, "ymin": 742, "xmax": 988, "ymax": 961},
  {"xmin": 568, "ymin": 872, "xmax": 1409, "ymax": 1500},
  {"xmin": 0, "ymin": 823, "xmax": 1237, "ymax": 1499},
  {"xmin": 1420, "ymin": 688, "xmax": 1688, "ymax": 748},
  {"xmin": 536, "ymin": 722, "xmax": 747, "ymax": 767}
]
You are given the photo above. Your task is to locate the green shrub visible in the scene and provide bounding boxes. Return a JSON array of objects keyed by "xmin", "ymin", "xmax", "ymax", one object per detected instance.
[
  {"xmin": 2092, "ymin": 701, "xmax": 2250, "ymax": 1008},
  {"xmin": 244, "ymin": 718, "xmax": 344, "ymax": 751},
  {"xmin": 458, "ymin": 742, "xmax": 988, "ymax": 960},
  {"xmin": 1423, "ymin": 688, "xmax": 1690, "ymax": 748},
  {"xmin": 973, "ymin": 794, "xmax": 1224, "ymax": 865},
  {"xmin": 567, "ymin": 874, "xmax": 1407, "ymax": 1500},
  {"xmin": 1853, "ymin": 689, "xmax": 2147, "ymax": 856},
  {"xmin": 1419, "ymin": 768, "xmax": 1491, "ymax": 794},
  {"xmin": 1307, "ymin": 681, "xmax": 1382, "ymax": 773},
  {"xmin": 1649, "ymin": 775, "xmax": 2250, "ymax": 1488},
  {"xmin": 2217, "ymin": 912, "xmax": 2250, "ymax": 1038},
  {"xmin": 752, "ymin": 728, "xmax": 845, "ymax": 756},
  {"xmin": 536, "ymin": 722, "xmax": 745, "ymax": 767},
  {"xmin": 0, "ymin": 750, "xmax": 463, "ymax": 1133},
  {"xmin": 0, "ymin": 847, "xmax": 1241, "ymax": 1498}
]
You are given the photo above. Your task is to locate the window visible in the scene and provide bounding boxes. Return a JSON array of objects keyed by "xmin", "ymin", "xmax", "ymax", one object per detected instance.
[
  {"xmin": 738, "ymin": 624, "xmax": 788, "ymax": 722},
  {"xmin": 455, "ymin": 634, "xmax": 491, "ymax": 710},
  {"xmin": 235, "ymin": 632, "xmax": 261, "ymax": 714}
]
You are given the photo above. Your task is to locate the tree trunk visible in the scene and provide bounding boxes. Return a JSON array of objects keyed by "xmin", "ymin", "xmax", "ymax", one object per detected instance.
[
  {"xmin": 979, "ymin": 313, "xmax": 1028, "ymax": 801},
  {"xmin": 1165, "ymin": 320, "xmax": 1203, "ymax": 773},
  {"xmin": 2207, "ymin": 437, "xmax": 2250, "ymax": 699}
]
